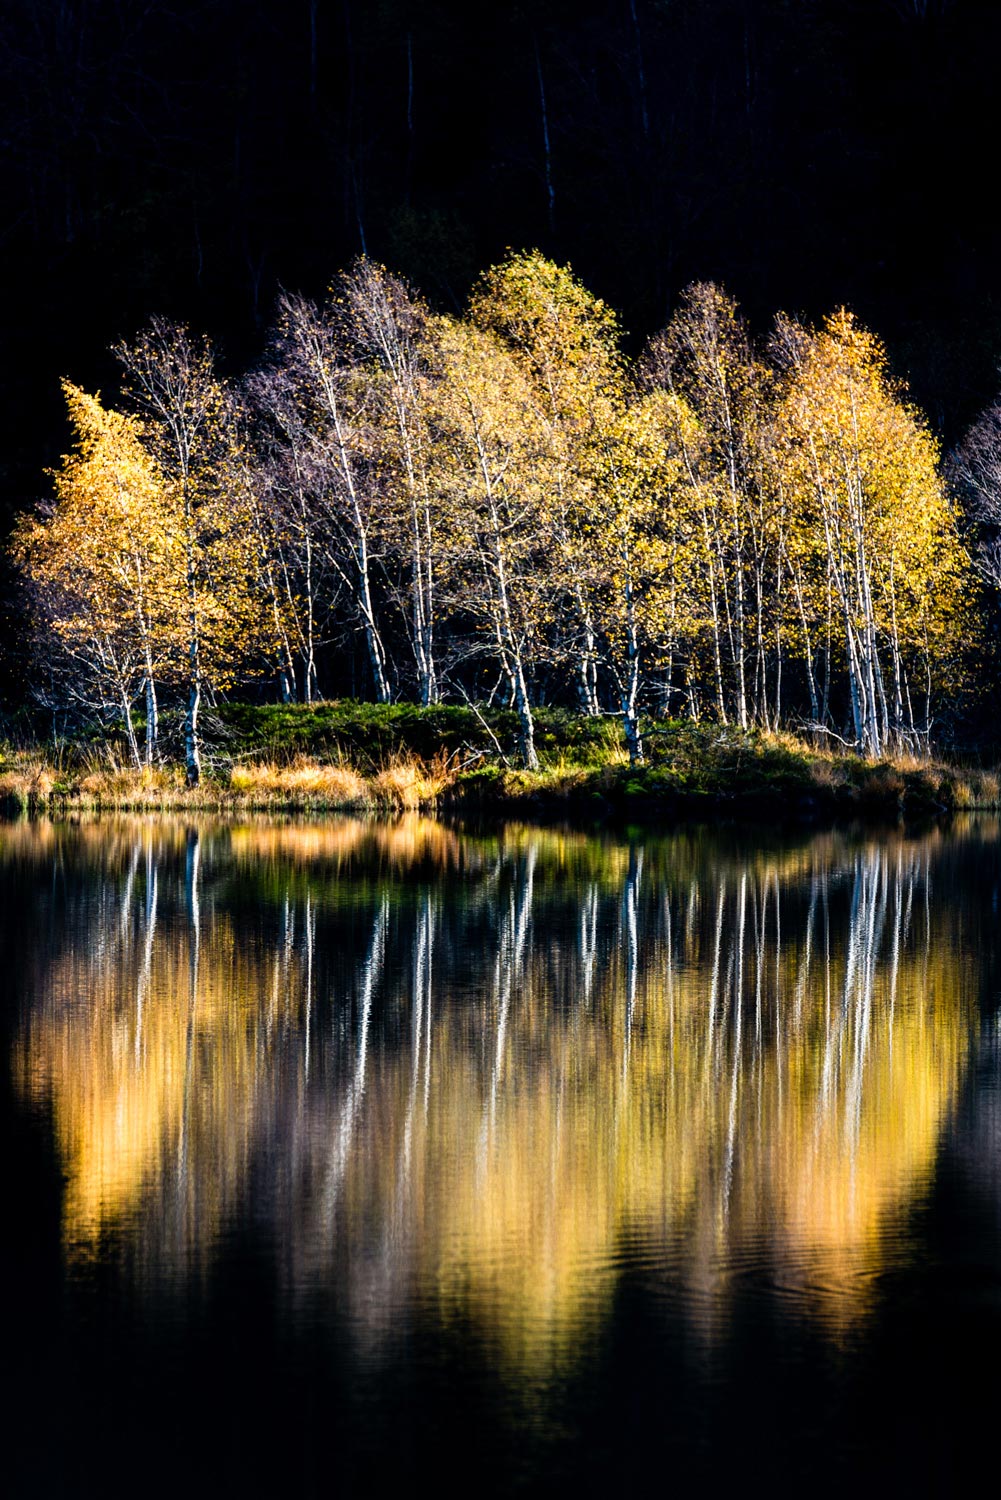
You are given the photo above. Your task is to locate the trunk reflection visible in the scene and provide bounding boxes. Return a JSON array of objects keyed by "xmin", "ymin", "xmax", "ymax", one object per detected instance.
[{"xmin": 11, "ymin": 815, "xmax": 982, "ymax": 1373}]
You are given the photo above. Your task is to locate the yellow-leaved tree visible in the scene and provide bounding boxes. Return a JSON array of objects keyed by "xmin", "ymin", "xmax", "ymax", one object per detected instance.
[
  {"xmin": 12, "ymin": 383, "xmax": 183, "ymax": 766},
  {"xmin": 770, "ymin": 309, "xmax": 970, "ymax": 754},
  {"xmin": 115, "ymin": 319, "xmax": 260, "ymax": 784},
  {"xmin": 644, "ymin": 282, "xmax": 776, "ymax": 729},
  {"xmin": 428, "ymin": 313, "xmax": 546, "ymax": 768},
  {"xmin": 468, "ymin": 251, "xmax": 625, "ymax": 717},
  {"xmin": 584, "ymin": 391, "xmax": 697, "ymax": 761}
]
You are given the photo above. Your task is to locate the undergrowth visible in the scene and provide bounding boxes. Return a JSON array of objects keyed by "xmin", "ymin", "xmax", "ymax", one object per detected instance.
[{"xmin": 1, "ymin": 708, "xmax": 999, "ymax": 818}]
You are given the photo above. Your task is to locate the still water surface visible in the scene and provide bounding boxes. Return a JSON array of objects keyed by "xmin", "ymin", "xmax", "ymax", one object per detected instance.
[{"xmin": 4, "ymin": 815, "xmax": 1001, "ymax": 1495}]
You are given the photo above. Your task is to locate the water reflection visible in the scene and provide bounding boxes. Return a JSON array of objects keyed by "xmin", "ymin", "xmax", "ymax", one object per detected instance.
[{"xmin": 7, "ymin": 815, "xmax": 984, "ymax": 1371}]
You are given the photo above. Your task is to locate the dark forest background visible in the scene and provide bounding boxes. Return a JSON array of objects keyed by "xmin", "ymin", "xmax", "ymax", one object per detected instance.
[{"xmin": 1, "ymin": 0, "xmax": 999, "ymax": 706}]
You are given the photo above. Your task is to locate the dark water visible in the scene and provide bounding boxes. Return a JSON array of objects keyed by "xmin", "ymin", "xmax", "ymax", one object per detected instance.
[{"xmin": 3, "ymin": 814, "xmax": 1001, "ymax": 1497}]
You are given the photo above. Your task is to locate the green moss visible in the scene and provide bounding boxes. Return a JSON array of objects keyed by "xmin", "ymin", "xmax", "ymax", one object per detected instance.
[{"xmin": 210, "ymin": 700, "xmax": 619, "ymax": 770}]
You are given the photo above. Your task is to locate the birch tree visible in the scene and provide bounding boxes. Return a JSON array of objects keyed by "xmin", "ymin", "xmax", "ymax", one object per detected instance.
[
  {"xmin": 239, "ymin": 366, "xmax": 333, "ymax": 703},
  {"xmin": 644, "ymin": 283, "xmax": 773, "ymax": 729},
  {"xmin": 429, "ymin": 315, "xmax": 544, "ymax": 768},
  {"xmin": 12, "ymin": 384, "xmax": 182, "ymax": 765},
  {"xmin": 271, "ymin": 290, "xmax": 392, "ymax": 702},
  {"xmin": 586, "ymin": 392, "xmax": 688, "ymax": 761},
  {"xmin": 116, "ymin": 320, "xmax": 255, "ymax": 785},
  {"xmin": 950, "ymin": 395, "xmax": 1001, "ymax": 594},
  {"xmin": 344, "ymin": 258, "xmax": 442, "ymax": 704},
  {"xmin": 772, "ymin": 310, "xmax": 968, "ymax": 752},
  {"xmin": 469, "ymin": 251, "xmax": 624, "ymax": 715}
]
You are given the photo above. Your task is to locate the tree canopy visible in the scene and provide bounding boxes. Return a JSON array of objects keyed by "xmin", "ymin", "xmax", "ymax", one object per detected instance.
[{"xmin": 11, "ymin": 254, "xmax": 982, "ymax": 769}]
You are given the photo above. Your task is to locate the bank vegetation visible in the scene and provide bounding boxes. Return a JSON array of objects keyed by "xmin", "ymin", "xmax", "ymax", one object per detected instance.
[{"xmin": 2, "ymin": 706, "xmax": 999, "ymax": 820}]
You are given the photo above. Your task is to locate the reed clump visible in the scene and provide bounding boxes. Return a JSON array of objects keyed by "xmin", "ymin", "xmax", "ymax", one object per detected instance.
[
  {"xmin": 0, "ymin": 757, "xmax": 56, "ymax": 808},
  {"xmin": 230, "ymin": 757, "xmax": 368, "ymax": 805},
  {"xmin": 228, "ymin": 750, "xmax": 458, "ymax": 808},
  {"xmin": 371, "ymin": 751, "xmax": 456, "ymax": 809},
  {"xmin": 79, "ymin": 765, "xmax": 185, "ymax": 799}
]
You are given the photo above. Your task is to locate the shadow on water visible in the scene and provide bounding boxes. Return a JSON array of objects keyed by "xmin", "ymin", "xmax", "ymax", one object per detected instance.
[{"xmin": 2, "ymin": 813, "xmax": 1001, "ymax": 1496}]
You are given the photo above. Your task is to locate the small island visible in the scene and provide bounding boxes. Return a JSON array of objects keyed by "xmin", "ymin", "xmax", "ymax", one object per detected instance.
[{"xmin": 4, "ymin": 254, "xmax": 1000, "ymax": 822}]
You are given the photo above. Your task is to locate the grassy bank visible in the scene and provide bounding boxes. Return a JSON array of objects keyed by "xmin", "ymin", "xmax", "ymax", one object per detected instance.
[{"xmin": 1, "ymin": 704, "xmax": 999, "ymax": 819}]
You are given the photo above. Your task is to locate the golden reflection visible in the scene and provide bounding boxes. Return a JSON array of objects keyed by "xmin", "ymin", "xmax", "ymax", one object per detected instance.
[
  {"xmin": 9, "ymin": 817, "xmax": 980, "ymax": 1370},
  {"xmin": 228, "ymin": 812, "xmax": 465, "ymax": 874}
]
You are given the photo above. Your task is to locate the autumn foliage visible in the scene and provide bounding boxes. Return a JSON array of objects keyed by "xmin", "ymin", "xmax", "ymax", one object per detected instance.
[{"xmin": 11, "ymin": 254, "xmax": 975, "ymax": 772}]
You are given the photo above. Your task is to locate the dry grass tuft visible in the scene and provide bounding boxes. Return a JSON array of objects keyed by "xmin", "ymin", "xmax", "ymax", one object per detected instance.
[
  {"xmin": 978, "ymin": 772, "xmax": 1001, "ymax": 805},
  {"xmin": 371, "ymin": 751, "xmax": 456, "ymax": 808},
  {"xmin": 807, "ymin": 758, "xmax": 843, "ymax": 790},
  {"xmin": 230, "ymin": 756, "xmax": 368, "ymax": 804},
  {"xmin": 0, "ymin": 760, "xmax": 55, "ymax": 802},
  {"xmin": 229, "ymin": 750, "xmax": 455, "ymax": 808},
  {"xmin": 765, "ymin": 728, "xmax": 816, "ymax": 757},
  {"xmin": 79, "ymin": 765, "xmax": 182, "ymax": 798}
]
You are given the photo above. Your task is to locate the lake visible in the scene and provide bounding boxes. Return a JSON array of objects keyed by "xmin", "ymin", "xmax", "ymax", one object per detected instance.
[{"xmin": 3, "ymin": 814, "xmax": 1001, "ymax": 1496}]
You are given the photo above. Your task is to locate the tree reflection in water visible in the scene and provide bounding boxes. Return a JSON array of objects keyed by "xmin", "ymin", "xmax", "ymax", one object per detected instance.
[{"xmin": 10, "ymin": 814, "xmax": 983, "ymax": 1375}]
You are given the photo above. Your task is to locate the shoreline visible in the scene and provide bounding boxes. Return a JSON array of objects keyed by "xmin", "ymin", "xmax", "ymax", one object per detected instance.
[
  {"xmin": 3, "ymin": 707, "xmax": 999, "ymax": 824},
  {"xmin": 2, "ymin": 756, "xmax": 999, "ymax": 825}
]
